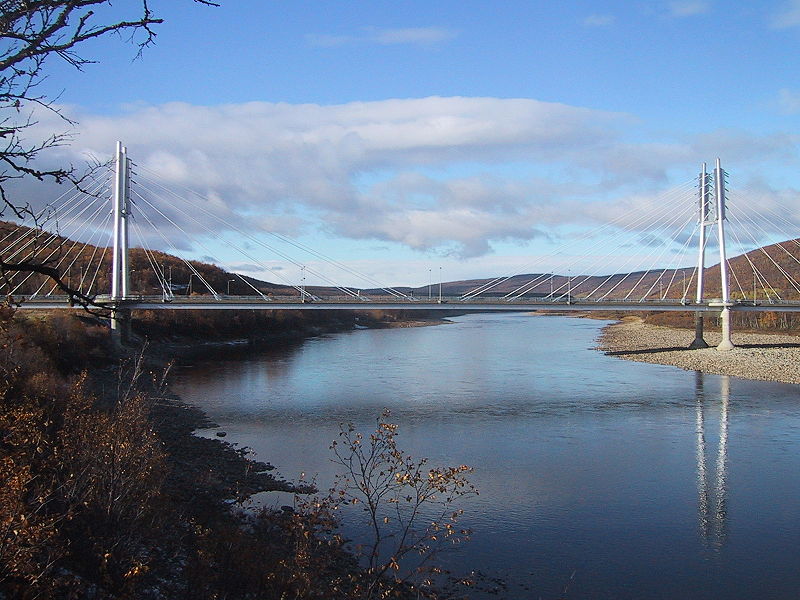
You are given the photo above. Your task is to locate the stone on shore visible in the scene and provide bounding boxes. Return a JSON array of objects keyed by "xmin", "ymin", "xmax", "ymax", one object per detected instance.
[{"xmin": 597, "ymin": 317, "xmax": 800, "ymax": 385}]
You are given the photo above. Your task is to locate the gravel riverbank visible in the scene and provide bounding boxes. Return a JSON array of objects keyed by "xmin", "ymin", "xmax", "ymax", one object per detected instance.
[{"xmin": 597, "ymin": 316, "xmax": 800, "ymax": 384}]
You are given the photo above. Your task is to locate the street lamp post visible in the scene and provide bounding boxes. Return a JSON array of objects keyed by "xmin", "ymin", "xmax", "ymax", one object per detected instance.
[
  {"xmin": 438, "ymin": 266, "xmax": 442, "ymax": 303},
  {"xmin": 567, "ymin": 269, "xmax": 571, "ymax": 304},
  {"xmin": 227, "ymin": 279, "xmax": 235, "ymax": 296},
  {"xmin": 188, "ymin": 274, "xmax": 194, "ymax": 295},
  {"xmin": 428, "ymin": 268, "xmax": 432, "ymax": 299}
]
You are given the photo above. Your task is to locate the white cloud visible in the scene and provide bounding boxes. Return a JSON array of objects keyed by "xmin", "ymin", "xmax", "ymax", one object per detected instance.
[
  {"xmin": 370, "ymin": 27, "xmax": 457, "ymax": 45},
  {"xmin": 778, "ymin": 88, "xmax": 800, "ymax": 114},
  {"xmin": 667, "ymin": 1, "xmax": 710, "ymax": 17},
  {"xmin": 771, "ymin": 0, "xmax": 800, "ymax": 28},
  {"xmin": 583, "ymin": 14, "xmax": 615, "ymax": 27},
  {"xmin": 307, "ymin": 26, "xmax": 457, "ymax": 48},
  {"xmin": 12, "ymin": 96, "xmax": 800, "ymax": 269}
]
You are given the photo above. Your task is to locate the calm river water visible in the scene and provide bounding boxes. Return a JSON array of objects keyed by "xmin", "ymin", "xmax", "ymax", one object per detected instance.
[{"xmin": 171, "ymin": 313, "xmax": 800, "ymax": 599}]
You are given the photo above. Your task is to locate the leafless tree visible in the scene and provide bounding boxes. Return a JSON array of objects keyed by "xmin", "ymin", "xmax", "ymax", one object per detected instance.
[{"xmin": 0, "ymin": 0, "xmax": 217, "ymax": 308}]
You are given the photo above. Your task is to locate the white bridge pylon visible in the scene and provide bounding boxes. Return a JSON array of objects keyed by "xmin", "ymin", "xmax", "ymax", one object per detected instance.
[
  {"xmin": 691, "ymin": 158, "xmax": 735, "ymax": 350},
  {"xmin": 111, "ymin": 141, "xmax": 130, "ymax": 301}
]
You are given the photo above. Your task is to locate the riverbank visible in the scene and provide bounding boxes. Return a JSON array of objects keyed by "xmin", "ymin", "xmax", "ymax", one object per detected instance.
[{"xmin": 598, "ymin": 316, "xmax": 800, "ymax": 384}]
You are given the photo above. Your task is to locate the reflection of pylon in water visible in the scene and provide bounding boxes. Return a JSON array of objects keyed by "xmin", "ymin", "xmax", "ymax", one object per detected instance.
[{"xmin": 695, "ymin": 372, "xmax": 729, "ymax": 550}]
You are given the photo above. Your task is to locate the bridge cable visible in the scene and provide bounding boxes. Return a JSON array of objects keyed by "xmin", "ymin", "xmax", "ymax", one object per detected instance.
[
  {"xmin": 130, "ymin": 218, "xmax": 172, "ymax": 299},
  {"xmin": 728, "ymin": 207, "xmax": 800, "ymax": 298},
  {"xmin": 9, "ymin": 189, "xmax": 109, "ymax": 295},
  {"xmin": 726, "ymin": 198, "xmax": 800, "ymax": 295},
  {"xmin": 578, "ymin": 186, "xmax": 698, "ymax": 300},
  {"xmin": 653, "ymin": 221, "xmax": 699, "ymax": 301},
  {"xmin": 32, "ymin": 198, "xmax": 110, "ymax": 296},
  {"xmin": 582, "ymin": 185, "xmax": 698, "ymax": 300},
  {"xmin": 131, "ymin": 187, "xmax": 310, "ymax": 298},
  {"xmin": 42, "ymin": 203, "xmax": 114, "ymax": 296},
  {"xmin": 131, "ymin": 181, "xmax": 367, "ymax": 301},
  {"xmin": 125, "ymin": 194, "xmax": 221, "ymax": 298},
  {"xmin": 724, "ymin": 214, "xmax": 779, "ymax": 301},
  {"xmin": 595, "ymin": 202, "xmax": 696, "ymax": 301},
  {"xmin": 0, "ymin": 177, "xmax": 103, "ymax": 249},
  {"xmin": 130, "ymin": 178, "xmax": 358, "ymax": 299},
  {"xmin": 462, "ymin": 177, "xmax": 698, "ymax": 299},
  {"xmin": 132, "ymin": 165, "xmax": 412, "ymax": 300},
  {"xmin": 75, "ymin": 210, "xmax": 114, "ymax": 295},
  {"xmin": 632, "ymin": 212, "xmax": 699, "ymax": 301},
  {"xmin": 574, "ymin": 196, "xmax": 695, "ymax": 301},
  {"xmin": 1, "ymin": 176, "xmax": 108, "ymax": 261},
  {"xmin": 499, "ymin": 179, "xmax": 699, "ymax": 301},
  {"xmin": 542, "ymin": 186, "xmax": 696, "ymax": 301}
]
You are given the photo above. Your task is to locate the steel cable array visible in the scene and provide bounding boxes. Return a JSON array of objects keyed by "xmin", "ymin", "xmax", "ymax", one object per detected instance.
[{"xmin": 7, "ymin": 157, "xmax": 800, "ymax": 308}]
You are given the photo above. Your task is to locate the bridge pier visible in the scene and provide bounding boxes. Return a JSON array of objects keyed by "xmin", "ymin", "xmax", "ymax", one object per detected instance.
[
  {"xmin": 717, "ymin": 307, "xmax": 734, "ymax": 351},
  {"xmin": 110, "ymin": 308, "xmax": 132, "ymax": 346},
  {"xmin": 690, "ymin": 312, "xmax": 709, "ymax": 349}
]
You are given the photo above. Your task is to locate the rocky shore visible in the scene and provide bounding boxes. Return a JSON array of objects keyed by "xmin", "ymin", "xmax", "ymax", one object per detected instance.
[{"xmin": 597, "ymin": 316, "xmax": 800, "ymax": 384}]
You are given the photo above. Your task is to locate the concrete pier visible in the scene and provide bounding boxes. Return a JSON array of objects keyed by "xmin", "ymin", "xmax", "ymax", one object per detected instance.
[{"xmin": 717, "ymin": 307, "xmax": 735, "ymax": 351}]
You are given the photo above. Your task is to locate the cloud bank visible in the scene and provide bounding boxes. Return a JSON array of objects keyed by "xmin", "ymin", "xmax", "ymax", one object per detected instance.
[{"xmin": 17, "ymin": 95, "xmax": 800, "ymax": 265}]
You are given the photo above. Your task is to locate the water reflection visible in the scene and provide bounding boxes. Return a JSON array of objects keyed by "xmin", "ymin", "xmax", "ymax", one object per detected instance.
[
  {"xmin": 172, "ymin": 314, "xmax": 800, "ymax": 599},
  {"xmin": 695, "ymin": 372, "xmax": 729, "ymax": 551}
]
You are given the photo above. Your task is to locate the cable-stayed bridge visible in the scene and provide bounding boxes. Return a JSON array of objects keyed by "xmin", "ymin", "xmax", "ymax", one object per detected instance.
[{"xmin": 6, "ymin": 142, "xmax": 800, "ymax": 350}]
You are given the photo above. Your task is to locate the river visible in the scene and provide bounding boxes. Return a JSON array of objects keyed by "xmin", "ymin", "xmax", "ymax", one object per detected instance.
[{"xmin": 171, "ymin": 313, "xmax": 800, "ymax": 599}]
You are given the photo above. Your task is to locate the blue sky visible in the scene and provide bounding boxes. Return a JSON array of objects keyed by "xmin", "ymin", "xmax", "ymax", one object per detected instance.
[{"xmin": 21, "ymin": 0, "xmax": 800, "ymax": 286}]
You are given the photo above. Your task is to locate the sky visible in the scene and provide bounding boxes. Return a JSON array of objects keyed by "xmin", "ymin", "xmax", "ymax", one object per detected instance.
[{"xmin": 14, "ymin": 0, "xmax": 800, "ymax": 287}]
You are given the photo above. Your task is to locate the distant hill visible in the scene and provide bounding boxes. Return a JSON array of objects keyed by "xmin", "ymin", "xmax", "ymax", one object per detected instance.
[{"xmin": 397, "ymin": 240, "xmax": 800, "ymax": 302}]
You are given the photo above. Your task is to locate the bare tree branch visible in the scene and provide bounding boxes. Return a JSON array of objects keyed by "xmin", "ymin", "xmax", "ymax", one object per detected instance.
[{"xmin": 0, "ymin": 0, "xmax": 218, "ymax": 308}]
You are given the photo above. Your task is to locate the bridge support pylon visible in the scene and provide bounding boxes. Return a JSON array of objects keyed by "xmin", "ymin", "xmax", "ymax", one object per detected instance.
[
  {"xmin": 690, "ymin": 163, "xmax": 711, "ymax": 349},
  {"xmin": 690, "ymin": 313, "xmax": 709, "ymax": 349},
  {"xmin": 110, "ymin": 141, "xmax": 132, "ymax": 344},
  {"xmin": 714, "ymin": 158, "xmax": 734, "ymax": 351}
]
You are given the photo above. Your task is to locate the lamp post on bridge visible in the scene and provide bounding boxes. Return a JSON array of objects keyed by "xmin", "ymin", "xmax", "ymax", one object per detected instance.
[
  {"xmin": 438, "ymin": 266, "xmax": 442, "ymax": 303},
  {"xmin": 567, "ymin": 269, "xmax": 572, "ymax": 304},
  {"xmin": 228, "ymin": 279, "xmax": 235, "ymax": 296},
  {"xmin": 428, "ymin": 268, "xmax": 432, "ymax": 300}
]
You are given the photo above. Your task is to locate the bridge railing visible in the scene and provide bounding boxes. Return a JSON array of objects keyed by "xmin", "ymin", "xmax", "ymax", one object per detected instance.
[{"xmin": 17, "ymin": 294, "xmax": 800, "ymax": 308}]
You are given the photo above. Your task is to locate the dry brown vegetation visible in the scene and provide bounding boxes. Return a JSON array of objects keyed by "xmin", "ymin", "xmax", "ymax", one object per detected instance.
[{"xmin": 0, "ymin": 309, "xmax": 475, "ymax": 599}]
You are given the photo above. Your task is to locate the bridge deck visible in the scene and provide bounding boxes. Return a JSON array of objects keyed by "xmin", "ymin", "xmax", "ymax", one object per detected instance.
[{"xmin": 14, "ymin": 295, "xmax": 800, "ymax": 312}]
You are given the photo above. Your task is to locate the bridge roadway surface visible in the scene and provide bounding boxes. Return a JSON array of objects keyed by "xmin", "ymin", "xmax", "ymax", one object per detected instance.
[{"xmin": 15, "ymin": 295, "xmax": 800, "ymax": 312}]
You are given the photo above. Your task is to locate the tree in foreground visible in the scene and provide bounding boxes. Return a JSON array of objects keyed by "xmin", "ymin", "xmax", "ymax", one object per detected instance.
[{"xmin": 330, "ymin": 411, "xmax": 477, "ymax": 598}]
